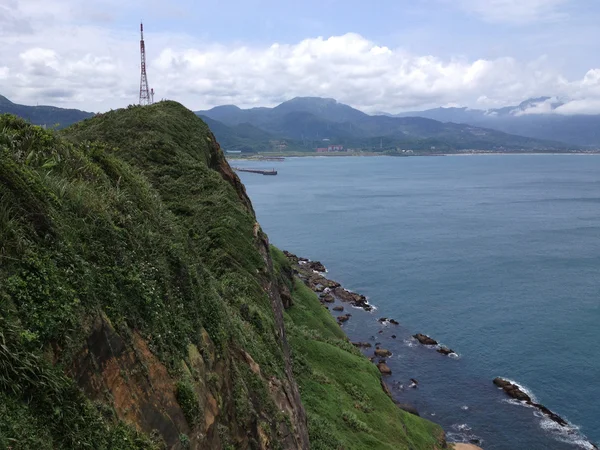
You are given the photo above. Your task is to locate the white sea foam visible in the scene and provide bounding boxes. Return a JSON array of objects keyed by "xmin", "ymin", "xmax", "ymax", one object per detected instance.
[
  {"xmin": 539, "ymin": 416, "xmax": 596, "ymax": 449},
  {"xmin": 403, "ymin": 339, "xmax": 417, "ymax": 348},
  {"xmin": 501, "ymin": 380, "xmax": 597, "ymax": 449},
  {"xmin": 452, "ymin": 423, "xmax": 472, "ymax": 432},
  {"xmin": 461, "ymin": 405, "xmax": 469, "ymax": 411}
]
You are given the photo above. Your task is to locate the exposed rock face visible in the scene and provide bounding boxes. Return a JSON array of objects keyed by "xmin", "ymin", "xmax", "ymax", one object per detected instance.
[
  {"xmin": 333, "ymin": 306, "xmax": 344, "ymax": 312},
  {"xmin": 413, "ymin": 334, "xmax": 438, "ymax": 346},
  {"xmin": 337, "ymin": 314, "xmax": 351, "ymax": 323},
  {"xmin": 375, "ymin": 349, "xmax": 392, "ymax": 357}
]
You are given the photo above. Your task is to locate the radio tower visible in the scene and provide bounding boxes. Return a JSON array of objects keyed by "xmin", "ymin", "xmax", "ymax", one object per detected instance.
[{"xmin": 139, "ymin": 22, "xmax": 152, "ymax": 105}]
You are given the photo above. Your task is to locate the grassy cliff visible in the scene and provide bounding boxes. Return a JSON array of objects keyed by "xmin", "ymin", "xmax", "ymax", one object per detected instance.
[{"xmin": 0, "ymin": 102, "xmax": 444, "ymax": 449}]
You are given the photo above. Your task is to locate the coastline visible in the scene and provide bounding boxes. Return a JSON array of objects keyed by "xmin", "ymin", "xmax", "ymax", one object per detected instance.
[
  {"xmin": 285, "ymin": 251, "xmax": 599, "ymax": 450},
  {"xmin": 227, "ymin": 150, "xmax": 600, "ymax": 160}
]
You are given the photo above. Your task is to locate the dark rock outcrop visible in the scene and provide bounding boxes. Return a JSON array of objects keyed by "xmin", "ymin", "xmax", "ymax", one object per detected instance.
[
  {"xmin": 337, "ymin": 314, "xmax": 351, "ymax": 323},
  {"xmin": 493, "ymin": 378, "xmax": 570, "ymax": 428},
  {"xmin": 333, "ymin": 287, "xmax": 373, "ymax": 311},
  {"xmin": 413, "ymin": 334, "xmax": 438, "ymax": 346},
  {"xmin": 437, "ymin": 346, "xmax": 455, "ymax": 356},
  {"xmin": 374, "ymin": 348, "xmax": 392, "ymax": 357}
]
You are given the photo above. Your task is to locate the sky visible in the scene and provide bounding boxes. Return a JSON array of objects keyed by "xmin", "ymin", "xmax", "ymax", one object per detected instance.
[{"xmin": 2, "ymin": 0, "xmax": 600, "ymax": 114}]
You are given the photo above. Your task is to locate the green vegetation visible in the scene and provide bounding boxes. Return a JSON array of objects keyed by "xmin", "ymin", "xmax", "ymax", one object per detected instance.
[
  {"xmin": 0, "ymin": 105, "xmax": 292, "ymax": 447},
  {"xmin": 0, "ymin": 103, "xmax": 445, "ymax": 449},
  {"xmin": 273, "ymin": 249, "xmax": 444, "ymax": 450}
]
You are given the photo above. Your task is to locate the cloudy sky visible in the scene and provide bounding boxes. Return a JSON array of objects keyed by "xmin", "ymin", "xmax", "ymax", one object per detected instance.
[{"xmin": 2, "ymin": 0, "xmax": 600, "ymax": 114}]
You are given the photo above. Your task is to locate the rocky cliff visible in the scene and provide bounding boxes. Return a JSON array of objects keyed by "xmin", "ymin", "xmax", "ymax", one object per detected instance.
[{"xmin": 0, "ymin": 102, "xmax": 444, "ymax": 449}]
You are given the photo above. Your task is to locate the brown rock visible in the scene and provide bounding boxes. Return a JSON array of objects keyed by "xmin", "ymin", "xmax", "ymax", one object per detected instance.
[
  {"xmin": 437, "ymin": 346, "xmax": 455, "ymax": 356},
  {"xmin": 320, "ymin": 293, "xmax": 335, "ymax": 303},
  {"xmin": 307, "ymin": 261, "xmax": 326, "ymax": 272},
  {"xmin": 333, "ymin": 306, "xmax": 344, "ymax": 312},
  {"xmin": 337, "ymin": 314, "xmax": 351, "ymax": 323},
  {"xmin": 377, "ymin": 363, "xmax": 392, "ymax": 375},
  {"xmin": 413, "ymin": 333, "xmax": 438, "ymax": 346},
  {"xmin": 375, "ymin": 348, "xmax": 392, "ymax": 357}
]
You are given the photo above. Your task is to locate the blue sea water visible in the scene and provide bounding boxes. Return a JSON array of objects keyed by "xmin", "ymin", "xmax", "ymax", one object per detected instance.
[{"xmin": 234, "ymin": 155, "xmax": 600, "ymax": 450}]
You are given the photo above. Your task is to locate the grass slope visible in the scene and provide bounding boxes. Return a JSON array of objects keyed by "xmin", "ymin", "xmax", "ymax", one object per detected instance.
[
  {"xmin": 0, "ymin": 104, "xmax": 296, "ymax": 448},
  {"xmin": 272, "ymin": 247, "xmax": 444, "ymax": 450}
]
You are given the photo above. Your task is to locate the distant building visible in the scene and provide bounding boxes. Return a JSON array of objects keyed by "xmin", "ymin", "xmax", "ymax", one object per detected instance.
[
  {"xmin": 316, "ymin": 145, "xmax": 345, "ymax": 153},
  {"xmin": 270, "ymin": 140, "xmax": 288, "ymax": 151}
]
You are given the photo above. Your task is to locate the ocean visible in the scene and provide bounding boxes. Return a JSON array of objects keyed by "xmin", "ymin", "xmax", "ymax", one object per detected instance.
[{"xmin": 234, "ymin": 154, "xmax": 600, "ymax": 450}]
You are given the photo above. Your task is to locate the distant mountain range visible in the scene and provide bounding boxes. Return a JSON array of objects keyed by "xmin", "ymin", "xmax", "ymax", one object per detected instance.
[
  {"xmin": 0, "ymin": 95, "xmax": 93, "ymax": 128},
  {"xmin": 2, "ymin": 94, "xmax": 598, "ymax": 152},
  {"xmin": 394, "ymin": 97, "xmax": 600, "ymax": 147},
  {"xmin": 196, "ymin": 97, "xmax": 575, "ymax": 153}
]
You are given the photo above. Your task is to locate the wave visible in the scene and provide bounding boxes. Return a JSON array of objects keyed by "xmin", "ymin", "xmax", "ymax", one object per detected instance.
[{"xmin": 447, "ymin": 423, "xmax": 483, "ymax": 447}]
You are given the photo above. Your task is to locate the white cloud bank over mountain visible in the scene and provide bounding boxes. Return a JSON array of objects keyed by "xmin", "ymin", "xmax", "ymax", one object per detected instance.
[{"xmin": 2, "ymin": 0, "xmax": 600, "ymax": 115}]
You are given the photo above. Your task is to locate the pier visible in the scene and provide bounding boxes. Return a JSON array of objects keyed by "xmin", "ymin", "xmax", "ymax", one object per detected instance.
[{"xmin": 233, "ymin": 167, "xmax": 278, "ymax": 176}]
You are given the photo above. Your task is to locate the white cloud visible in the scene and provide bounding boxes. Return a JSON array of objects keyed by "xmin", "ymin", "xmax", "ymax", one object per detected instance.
[
  {"xmin": 455, "ymin": 0, "xmax": 570, "ymax": 24},
  {"xmin": 1, "ymin": 0, "xmax": 600, "ymax": 115}
]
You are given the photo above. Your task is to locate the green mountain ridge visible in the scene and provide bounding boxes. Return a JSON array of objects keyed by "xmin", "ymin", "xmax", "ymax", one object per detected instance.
[
  {"xmin": 196, "ymin": 97, "xmax": 575, "ymax": 152},
  {"xmin": 0, "ymin": 102, "xmax": 446, "ymax": 449},
  {"xmin": 0, "ymin": 94, "xmax": 94, "ymax": 129}
]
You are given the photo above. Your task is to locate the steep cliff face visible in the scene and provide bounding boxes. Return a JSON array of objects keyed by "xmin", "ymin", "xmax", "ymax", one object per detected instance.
[
  {"xmin": 1, "ymin": 102, "xmax": 445, "ymax": 450},
  {"xmin": 1, "ymin": 104, "xmax": 308, "ymax": 449}
]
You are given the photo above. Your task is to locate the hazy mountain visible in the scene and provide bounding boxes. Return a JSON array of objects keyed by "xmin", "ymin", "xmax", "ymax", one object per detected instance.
[
  {"xmin": 395, "ymin": 98, "xmax": 600, "ymax": 147},
  {"xmin": 198, "ymin": 114, "xmax": 276, "ymax": 152},
  {"xmin": 0, "ymin": 95, "xmax": 94, "ymax": 128},
  {"xmin": 197, "ymin": 97, "xmax": 574, "ymax": 152}
]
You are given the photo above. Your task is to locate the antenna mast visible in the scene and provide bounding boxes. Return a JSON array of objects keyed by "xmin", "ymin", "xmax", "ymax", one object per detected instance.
[{"xmin": 139, "ymin": 22, "xmax": 152, "ymax": 105}]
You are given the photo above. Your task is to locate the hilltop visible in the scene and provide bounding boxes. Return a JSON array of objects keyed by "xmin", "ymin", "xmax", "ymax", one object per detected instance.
[{"xmin": 0, "ymin": 102, "xmax": 445, "ymax": 449}]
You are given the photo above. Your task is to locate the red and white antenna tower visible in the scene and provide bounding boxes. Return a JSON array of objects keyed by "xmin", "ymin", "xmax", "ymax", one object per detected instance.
[{"xmin": 139, "ymin": 22, "xmax": 152, "ymax": 105}]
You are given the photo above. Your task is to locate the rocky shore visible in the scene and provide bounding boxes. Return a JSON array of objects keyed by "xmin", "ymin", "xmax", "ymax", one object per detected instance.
[
  {"xmin": 284, "ymin": 251, "xmax": 466, "ymax": 442},
  {"xmin": 284, "ymin": 251, "xmax": 600, "ymax": 450}
]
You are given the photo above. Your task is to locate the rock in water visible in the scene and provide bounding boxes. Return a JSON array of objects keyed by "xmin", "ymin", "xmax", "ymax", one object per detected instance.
[
  {"xmin": 413, "ymin": 334, "xmax": 438, "ymax": 346},
  {"xmin": 437, "ymin": 346, "xmax": 455, "ymax": 356},
  {"xmin": 378, "ymin": 363, "xmax": 392, "ymax": 375}
]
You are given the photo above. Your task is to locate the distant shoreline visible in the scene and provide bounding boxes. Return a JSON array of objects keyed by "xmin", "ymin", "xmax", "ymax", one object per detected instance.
[{"xmin": 227, "ymin": 150, "xmax": 600, "ymax": 160}]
